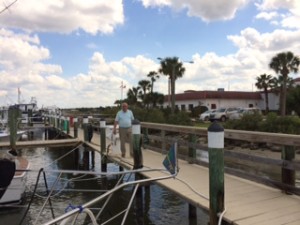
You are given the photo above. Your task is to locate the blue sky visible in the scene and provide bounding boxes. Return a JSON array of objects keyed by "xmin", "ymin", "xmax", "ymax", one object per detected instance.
[{"xmin": 0, "ymin": 0, "xmax": 299, "ymax": 108}]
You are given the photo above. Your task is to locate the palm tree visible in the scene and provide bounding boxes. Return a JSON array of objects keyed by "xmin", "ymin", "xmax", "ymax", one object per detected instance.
[
  {"xmin": 269, "ymin": 51, "xmax": 300, "ymax": 116},
  {"xmin": 158, "ymin": 57, "xmax": 186, "ymax": 114},
  {"xmin": 272, "ymin": 75, "xmax": 294, "ymax": 114},
  {"xmin": 150, "ymin": 92, "xmax": 165, "ymax": 107},
  {"xmin": 147, "ymin": 71, "xmax": 159, "ymax": 94},
  {"xmin": 255, "ymin": 74, "xmax": 274, "ymax": 114},
  {"xmin": 127, "ymin": 87, "xmax": 140, "ymax": 106},
  {"xmin": 138, "ymin": 79, "xmax": 151, "ymax": 106}
]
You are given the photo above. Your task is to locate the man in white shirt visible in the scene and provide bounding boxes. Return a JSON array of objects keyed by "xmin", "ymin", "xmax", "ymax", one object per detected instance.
[{"xmin": 113, "ymin": 102, "xmax": 134, "ymax": 157}]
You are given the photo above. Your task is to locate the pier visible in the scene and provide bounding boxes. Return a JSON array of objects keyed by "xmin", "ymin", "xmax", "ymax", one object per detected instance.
[
  {"xmin": 69, "ymin": 124, "xmax": 300, "ymax": 225},
  {"xmin": 3, "ymin": 119, "xmax": 300, "ymax": 225}
]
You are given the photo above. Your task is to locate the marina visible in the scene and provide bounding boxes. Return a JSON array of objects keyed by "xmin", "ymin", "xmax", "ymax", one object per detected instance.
[
  {"xmin": 0, "ymin": 126, "xmax": 209, "ymax": 225},
  {"xmin": 1, "ymin": 116, "xmax": 300, "ymax": 224},
  {"xmin": 0, "ymin": 2, "xmax": 300, "ymax": 225}
]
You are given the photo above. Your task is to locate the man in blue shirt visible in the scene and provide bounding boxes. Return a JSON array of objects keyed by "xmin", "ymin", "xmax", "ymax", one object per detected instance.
[{"xmin": 113, "ymin": 102, "xmax": 134, "ymax": 157}]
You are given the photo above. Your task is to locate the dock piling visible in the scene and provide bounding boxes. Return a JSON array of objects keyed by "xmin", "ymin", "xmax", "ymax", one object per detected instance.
[
  {"xmin": 73, "ymin": 117, "xmax": 78, "ymax": 138},
  {"xmin": 132, "ymin": 119, "xmax": 143, "ymax": 169},
  {"xmin": 282, "ymin": 145, "xmax": 295, "ymax": 193},
  {"xmin": 8, "ymin": 105, "xmax": 19, "ymax": 152},
  {"xmin": 100, "ymin": 119, "xmax": 107, "ymax": 172},
  {"xmin": 208, "ymin": 121, "xmax": 225, "ymax": 225}
]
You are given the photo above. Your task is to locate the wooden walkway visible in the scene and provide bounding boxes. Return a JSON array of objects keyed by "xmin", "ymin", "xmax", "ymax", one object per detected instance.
[{"xmin": 43, "ymin": 127, "xmax": 300, "ymax": 224}]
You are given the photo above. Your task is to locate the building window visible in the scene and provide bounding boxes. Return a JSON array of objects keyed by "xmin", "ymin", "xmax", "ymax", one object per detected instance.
[
  {"xmin": 181, "ymin": 105, "xmax": 186, "ymax": 111},
  {"xmin": 248, "ymin": 104, "xmax": 253, "ymax": 108},
  {"xmin": 188, "ymin": 104, "xmax": 193, "ymax": 111},
  {"xmin": 211, "ymin": 104, "xmax": 216, "ymax": 109}
]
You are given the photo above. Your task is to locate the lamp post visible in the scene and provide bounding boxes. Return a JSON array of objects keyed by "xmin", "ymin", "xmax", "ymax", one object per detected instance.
[{"xmin": 120, "ymin": 81, "xmax": 126, "ymax": 101}]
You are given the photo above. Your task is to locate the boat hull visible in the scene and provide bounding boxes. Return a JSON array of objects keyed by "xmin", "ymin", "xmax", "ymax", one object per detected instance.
[
  {"xmin": 0, "ymin": 131, "xmax": 26, "ymax": 142},
  {"xmin": 0, "ymin": 158, "xmax": 29, "ymax": 204}
]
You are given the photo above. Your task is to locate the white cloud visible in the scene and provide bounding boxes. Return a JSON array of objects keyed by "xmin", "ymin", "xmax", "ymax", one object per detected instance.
[
  {"xmin": 0, "ymin": 1, "xmax": 300, "ymax": 108},
  {"xmin": 256, "ymin": 0, "xmax": 300, "ymax": 29},
  {"xmin": 0, "ymin": 0, "xmax": 124, "ymax": 35},
  {"xmin": 256, "ymin": 0, "xmax": 296, "ymax": 11},
  {"xmin": 139, "ymin": 0, "xmax": 250, "ymax": 21},
  {"xmin": 227, "ymin": 27, "xmax": 300, "ymax": 52},
  {"xmin": 255, "ymin": 11, "xmax": 278, "ymax": 20},
  {"xmin": 46, "ymin": 75, "xmax": 71, "ymax": 89},
  {"xmin": 139, "ymin": 0, "xmax": 171, "ymax": 8}
]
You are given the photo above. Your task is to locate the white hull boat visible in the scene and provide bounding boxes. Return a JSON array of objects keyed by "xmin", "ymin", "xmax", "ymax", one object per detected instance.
[{"xmin": 0, "ymin": 130, "xmax": 26, "ymax": 142}]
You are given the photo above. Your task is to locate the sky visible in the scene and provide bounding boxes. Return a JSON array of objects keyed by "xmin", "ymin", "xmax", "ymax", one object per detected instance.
[{"xmin": 0, "ymin": 0, "xmax": 299, "ymax": 109}]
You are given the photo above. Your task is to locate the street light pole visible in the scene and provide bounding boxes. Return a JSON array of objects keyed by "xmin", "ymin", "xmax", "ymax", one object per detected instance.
[{"xmin": 120, "ymin": 81, "xmax": 126, "ymax": 101}]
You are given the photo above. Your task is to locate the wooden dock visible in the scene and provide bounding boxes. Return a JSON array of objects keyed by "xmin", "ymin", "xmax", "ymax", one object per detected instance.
[
  {"xmin": 72, "ymin": 127, "xmax": 300, "ymax": 225},
  {"xmin": 0, "ymin": 138, "xmax": 80, "ymax": 148},
  {"xmin": 4, "ymin": 124, "xmax": 300, "ymax": 224}
]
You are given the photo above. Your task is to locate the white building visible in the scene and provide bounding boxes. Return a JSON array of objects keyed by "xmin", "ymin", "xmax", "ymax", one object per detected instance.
[{"xmin": 163, "ymin": 90, "xmax": 280, "ymax": 112}]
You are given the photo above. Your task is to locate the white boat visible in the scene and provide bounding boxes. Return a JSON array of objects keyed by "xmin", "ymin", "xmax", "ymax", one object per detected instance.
[
  {"xmin": 0, "ymin": 156, "xmax": 29, "ymax": 204},
  {"xmin": 0, "ymin": 129, "xmax": 26, "ymax": 142}
]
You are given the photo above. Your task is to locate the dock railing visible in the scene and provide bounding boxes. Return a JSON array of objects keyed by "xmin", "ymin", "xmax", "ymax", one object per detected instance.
[
  {"xmin": 47, "ymin": 114, "xmax": 300, "ymax": 194},
  {"xmin": 140, "ymin": 122, "xmax": 300, "ymax": 195}
]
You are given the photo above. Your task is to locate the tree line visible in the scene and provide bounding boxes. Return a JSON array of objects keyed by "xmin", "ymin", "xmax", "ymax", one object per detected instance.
[
  {"xmin": 115, "ymin": 57, "xmax": 187, "ymax": 115},
  {"xmin": 255, "ymin": 51, "xmax": 300, "ymax": 116},
  {"xmin": 115, "ymin": 52, "xmax": 300, "ymax": 119}
]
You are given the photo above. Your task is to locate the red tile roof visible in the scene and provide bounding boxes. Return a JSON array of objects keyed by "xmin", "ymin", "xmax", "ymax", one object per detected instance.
[{"xmin": 165, "ymin": 90, "xmax": 262, "ymax": 101}]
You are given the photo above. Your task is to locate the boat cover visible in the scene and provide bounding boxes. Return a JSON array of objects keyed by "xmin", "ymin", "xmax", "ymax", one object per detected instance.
[{"xmin": 0, "ymin": 158, "xmax": 16, "ymax": 199}]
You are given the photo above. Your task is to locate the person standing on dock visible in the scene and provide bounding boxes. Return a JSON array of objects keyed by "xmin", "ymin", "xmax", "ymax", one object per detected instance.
[
  {"xmin": 87, "ymin": 122, "xmax": 94, "ymax": 142},
  {"xmin": 113, "ymin": 102, "xmax": 134, "ymax": 158}
]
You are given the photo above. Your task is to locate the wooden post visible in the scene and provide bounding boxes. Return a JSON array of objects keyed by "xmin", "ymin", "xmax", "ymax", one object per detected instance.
[
  {"xmin": 100, "ymin": 119, "xmax": 107, "ymax": 172},
  {"xmin": 61, "ymin": 117, "xmax": 64, "ymax": 131},
  {"xmin": 83, "ymin": 117, "xmax": 88, "ymax": 141},
  {"xmin": 208, "ymin": 121, "xmax": 225, "ymax": 225},
  {"xmin": 161, "ymin": 130, "xmax": 166, "ymax": 153},
  {"xmin": 189, "ymin": 204, "xmax": 197, "ymax": 221},
  {"xmin": 282, "ymin": 145, "xmax": 295, "ymax": 193},
  {"xmin": 73, "ymin": 117, "xmax": 78, "ymax": 138},
  {"xmin": 132, "ymin": 119, "xmax": 143, "ymax": 169},
  {"xmin": 56, "ymin": 116, "xmax": 59, "ymax": 129},
  {"xmin": 8, "ymin": 106, "xmax": 19, "ymax": 153},
  {"xmin": 188, "ymin": 134, "xmax": 197, "ymax": 220},
  {"xmin": 66, "ymin": 117, "xmax": 70, "ymax": 134},
  {"xmin": 188, "ymin": 133, "xmax": 197, "ymax": 163}
]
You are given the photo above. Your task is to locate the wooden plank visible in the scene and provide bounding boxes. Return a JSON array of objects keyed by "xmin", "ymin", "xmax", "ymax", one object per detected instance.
[
  {"xmin": 256, "ymin": 210, "xmax": 300, "ymax": 225},
  {"xmin": 238, "ymin": 204, "xmax": 300, "ymax": 225},
  {"xmin": 0, "ymin": 138, "xmax": 81, "ymax": 148}
]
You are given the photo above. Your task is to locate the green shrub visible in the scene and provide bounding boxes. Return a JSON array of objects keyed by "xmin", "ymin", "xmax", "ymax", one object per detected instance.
[
  {"xmin": 224, "ymin": 113, "xmax": 263, "ymax": 131},
  {"xmin": 166, "ymin": 111, "xmax": 193, "ymax": 126},
  {"xmin": 131, "ymin": 107, "xmax": 165, "ymax": 123},
  {"xmin": 260, "ymin": 114, "xmax": 300, "ymax": 134}
]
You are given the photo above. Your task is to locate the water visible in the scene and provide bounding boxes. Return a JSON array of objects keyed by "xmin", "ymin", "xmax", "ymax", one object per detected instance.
[{"xmin": 0, "ymin": 127, "xmax": 209, "ymax": 225}]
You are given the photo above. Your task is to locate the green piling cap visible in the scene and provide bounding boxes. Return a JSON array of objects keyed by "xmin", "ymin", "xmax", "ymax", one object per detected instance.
[
  {"xmin": 132, "ymin": 119, "xmax": 140, "ymax": 125},
  {"xmin": 208, "ymin": 121, "xmax": 224, "ymax": 132}
]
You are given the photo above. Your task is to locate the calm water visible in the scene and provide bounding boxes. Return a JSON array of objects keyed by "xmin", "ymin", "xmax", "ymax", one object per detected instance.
[{"xmin": 0, "ymin": 127, "xmax": 209, "ymax": 225}]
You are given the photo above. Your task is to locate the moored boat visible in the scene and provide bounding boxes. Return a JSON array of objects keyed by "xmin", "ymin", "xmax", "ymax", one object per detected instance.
[
  {"xmin": 0, "ymin": 129, "xmax": 26, "ymax": 142},
  {"xmin": 0, "ymin": 155, "xmax": 29, "ymax": 204}
]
